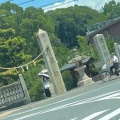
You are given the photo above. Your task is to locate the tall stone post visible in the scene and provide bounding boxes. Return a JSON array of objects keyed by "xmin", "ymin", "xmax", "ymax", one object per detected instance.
[
  {"xmin": 19, "ymin": 74, "xmax": 31, "ymax": 103},
  {"xmin": 36, "ymin": 29, "xmax": 66, "ymax": 95},
  {"xmin": 118, "ymin": 45, "xmax": 120, "ymax": 52},
  {"xmin": 114, "ymin": 43, "xmax": 120, "ymax": 62},
  {"xmin": 93, "ymin": 34, "xmax": 111, "ymax": 68}
]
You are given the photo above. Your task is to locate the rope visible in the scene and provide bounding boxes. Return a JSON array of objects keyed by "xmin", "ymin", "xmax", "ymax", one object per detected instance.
[{"xmin": 0, "ymin": 47, "xmax": 48, "ymax": 70}]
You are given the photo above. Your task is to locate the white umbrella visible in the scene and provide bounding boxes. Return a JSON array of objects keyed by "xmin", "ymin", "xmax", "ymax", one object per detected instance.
[
  {"xmin": 41, "ymin": 69, "xmax": 48, "ymax": 73},
  {"xmin": 38, "ymin": 73, "xmax": 50, "ymax": 79}
]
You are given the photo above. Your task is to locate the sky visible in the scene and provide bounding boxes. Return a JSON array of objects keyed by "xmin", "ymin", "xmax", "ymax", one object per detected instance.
[
  {"xmin": 0, "ymin": 0, "xmax": 120, "ymax": 12},
  {"xmin": 0, "ymin": 0, "xmax": 63, "ymax": 8}
]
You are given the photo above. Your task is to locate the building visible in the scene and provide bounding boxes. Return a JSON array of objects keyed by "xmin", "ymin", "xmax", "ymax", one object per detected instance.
[{"xmin": 86, "ymin": 17, "xmax": 120, "ymax": 44}]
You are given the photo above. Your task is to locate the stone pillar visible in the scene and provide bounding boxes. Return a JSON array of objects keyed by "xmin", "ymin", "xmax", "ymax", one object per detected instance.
[
  {"xmin": 74, "ymin": 65, "xmax": 93, "ymax": 86},
  {"xmin": 118, "ymin": 45, "xmax": 120, "ymax": 52},
  {"xmin": 19, "ymin": 74, "xmax": 31, "ymax": 104},
  {"xmin": 36, "ymin": 29, "xmax": 66, "ymax": 95},
  {"xmin": 114, "ymin": 43, "xmax": 120, "ymax": 62},
  {"xmin": 49, "ymin": 83, "xmax": 55, "ymax": 96},
  {"xmin": 93, "ymin": 34, "xmax": 111, "ymax": 68}
]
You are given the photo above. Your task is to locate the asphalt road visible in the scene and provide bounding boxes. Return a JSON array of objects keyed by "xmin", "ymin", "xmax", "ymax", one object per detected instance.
[{"xmin": 1, "ymin": 76, "xmax": 120, "ymax": 120}]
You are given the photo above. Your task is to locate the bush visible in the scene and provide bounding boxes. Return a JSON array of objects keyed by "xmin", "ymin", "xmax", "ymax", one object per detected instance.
[
  {"xmin": 28, "ymin": 80, "xmax": 44, "ymax": 102},
  {"xmin": 62, "ymin": 70, "xmax": 74, "ymax": 91}
]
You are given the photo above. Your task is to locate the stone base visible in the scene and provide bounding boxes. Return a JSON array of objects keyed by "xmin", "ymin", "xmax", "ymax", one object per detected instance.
[
  {"xmin": 49, "ymin": 83, "xmax": 55, "ymax": 96},
  {"xmin": 77, "ymin": 78, "xmax": 94, "ymax": 87}
]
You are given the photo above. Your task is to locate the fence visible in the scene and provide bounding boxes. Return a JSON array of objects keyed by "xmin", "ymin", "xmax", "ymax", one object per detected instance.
[{"xmin": 0, "ymin": 74, "xmax": 31, "ymax": 110}]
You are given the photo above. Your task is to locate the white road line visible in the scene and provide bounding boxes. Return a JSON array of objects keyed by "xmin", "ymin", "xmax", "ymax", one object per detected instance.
[
  {"xmin": 99, "ymin": 108, "xmax": 120, "ymax": 120},
  {"xmin": 2, "ymin": 90, "xmax": 120, "ymax": 120},
  {"xmin": 1, "ymin": 81, "xmax": 120, "ymax": 119},
  {"xmin": 67, "ymin": 90, "xmax": 120, "ymax": 107},
  {"xmin": 70, "ymin": 118, "xmax": 78, "ymax": 120},
  {"xmin": 99, "ymin": 92, "xmax": 120, "ymax": 100},
  {"xmin": 82, "ymin": 110, "xmax": 108, "ymax": 120}
]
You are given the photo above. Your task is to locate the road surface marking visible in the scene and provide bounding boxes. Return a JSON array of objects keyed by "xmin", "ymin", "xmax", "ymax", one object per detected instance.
[
  {"xmin": 99, "ymin": 92, "xmax": 120, "ymax": 100},
  {"xmin": 2, "ymin": 90, "xmax": 120, "ymax": 120},
  {"xmin": 70, "ymin": 118, "xmax": 78, "ymax": 120},
  {"xmin": 12, "ymin": 89, "xmax": 120, "ymax": 120},
  {"xmin": 1, "ymin": 81, "xmax": 120, "ymax": 119},
  {"xmin": 99, "ymin": 108, "xmax": 120, "ymax": 120},
  {"xmin": 82, "ymin": 110, "xmax": 108, "ymax": 120},
  {"xmin": 68, "ymin": 90, "xmax": 120, "ymax": 107},
  {"xmin": 0, "ymin": 109, "xmax": 20, "ymax": 118}
]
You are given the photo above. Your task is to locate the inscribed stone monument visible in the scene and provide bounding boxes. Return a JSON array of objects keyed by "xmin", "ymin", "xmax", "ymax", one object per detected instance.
[
  {"xmin": 36, "ymin": 29, "xmax": 66, "ymax": 95},
  {"xmin": 93, "ymin": 34, "xmax": 111, "ymax": 68}
]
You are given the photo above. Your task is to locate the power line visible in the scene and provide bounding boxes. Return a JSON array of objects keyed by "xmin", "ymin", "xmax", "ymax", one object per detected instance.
[
  {"xmin": 43, "ymin": 1, "xmax": 77, "ymax": 12},
  {"xmin": 40, "ymin": 0, "xmax": 64, "ymax": 7},
  {"xmin": 10, "ymin": 0, "xmax": 64, "ymax": 7},
  {"xmin": 18, "ymin": 0, "xmax": 76, "ymax": 8},
  {"xmin": 18, "ymin": 0, "xmax": 35, "ymax": 5},
  {"xmin": 2, "ymin": 0, "xmax": 77, "ymax": 10}
]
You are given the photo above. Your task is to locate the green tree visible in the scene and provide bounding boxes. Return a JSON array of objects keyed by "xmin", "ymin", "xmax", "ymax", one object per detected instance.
[
  {"xmin": 0, "ymin": 1, "xmax": 24, "ymax": 31},
  {"xmin": 23, "ymin": 64, "xmax": 44, "ymax": 102},
  {"xmin": 77, "ymin": 35, "xmax": 99, "ymax": 61},
  {"xmin": 50, "ymin": 34, "xmax": 71, "ymax": 67},
  {"xmin": 105, "ymin": 32, "xmax": 116, "ymax": 53},
  {"xmin": 47, "ymin": 5, "xmax": 107, "ymax": 48},
  {"xmin": 62, "ymin": 70, "xmax": 74, "ymax": 91},
  {"xmin": 102, "ymin": 0, "xmax": 120, "ymax": 19},
  {"xmin": 19, "ymin": 7, "xmax": 55, "ymax": 57},
  {"xmin": 0, "ymin": 28, "xmax": 31, "ymax": 67}
]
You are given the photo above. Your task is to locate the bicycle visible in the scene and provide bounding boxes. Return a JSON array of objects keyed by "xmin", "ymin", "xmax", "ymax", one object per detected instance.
[{"xmin": 99, "ymin": 64, "xmax": 120, "ymax": 82}]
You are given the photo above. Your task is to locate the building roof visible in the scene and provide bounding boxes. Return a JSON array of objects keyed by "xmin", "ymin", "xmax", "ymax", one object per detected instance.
[
  {"xmin": 60, "ymin": 56, "xmax": 92, "ymax": 72},
  {"xmin": 86, "ymin": 17, "xmax": 120, "ymax": 38},
  {"xmin": 60, "ymin": 63, "xmax": 75, "ymax": 72}
]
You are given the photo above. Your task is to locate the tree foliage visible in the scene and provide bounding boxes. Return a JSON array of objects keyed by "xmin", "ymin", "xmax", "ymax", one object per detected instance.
[
  {"xmin": 77, "ymin": 35, "xmax": 99, "ymax": 61},
  {"xmin": 102, "ymin": 0, "xmax": 120, "ymax": 19},
  {"xmin": 47, "ymin": 5, "xmax": 107, "ymax": 48},
  {"xmin": 62, "ymin": 70, "xmax": 74, "ymax": 91},
  {"xmin": 0, "ymin": 0, "xmax": 119, "ymax": 102}
]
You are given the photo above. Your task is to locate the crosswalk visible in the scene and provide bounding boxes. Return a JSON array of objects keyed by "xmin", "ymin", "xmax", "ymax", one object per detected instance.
[
  {"xmin": 11, "ymin": 90, "xmax": 120, "ymax": 120},
  {"xmin": 99, "ymin": 108, "xmax": 120, "ymax": 120},
  {"xmin": 70, "ymin": 108, "xmax": 120, "ymax": 120},
  {"xmin": 82, "ymin": 110, "xmax": 109, "ymax": 120},
  {"xmin": 1, "ymin": 89, "xmax": 120, "ymax": 120}
]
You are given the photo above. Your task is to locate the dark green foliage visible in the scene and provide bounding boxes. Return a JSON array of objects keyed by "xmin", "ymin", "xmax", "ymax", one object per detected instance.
[
  {"xmin": 47, "ymin": 5, "xmax": 107, "ymax": 48},
  {"xmin": 50, "ymin": 34, "xmax": 71, "ymax": 67},
  {"xmin": 0, "ymin": 74, "xmax": 18, "ymax": 86},
  {"xmin": 105, "ymin": 32, "xmax": 116, "ymax": 53},
  {"xmin": 23, "ymin": 64, "xmax": 44, "ymax": 102},
  {"xmin": 0, "ymin": 35, "xmax": 31, "ymax": 67},
  {"xmin": 88, "ymin": 63, "xmax": 101, "ymax": 76},
  {"xmin": 62, "ymin": 70, "xmax": 74, "ymax": 91},
  {"xmin": 77, "ymin": 35, "xmax": 99, "ymax": 61},
  {"xmin": 102, "ymin": 0, "xmax": 120, "ymax": 19},
  {"xmin": 28, "ymin": 80, "xmax": 44, "ymax": 102}
]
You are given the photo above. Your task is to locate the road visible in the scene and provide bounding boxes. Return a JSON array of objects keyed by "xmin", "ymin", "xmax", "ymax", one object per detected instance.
[{"xmin": 1, "ymin": 76, "xmax": 120, "ymax": 120}]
